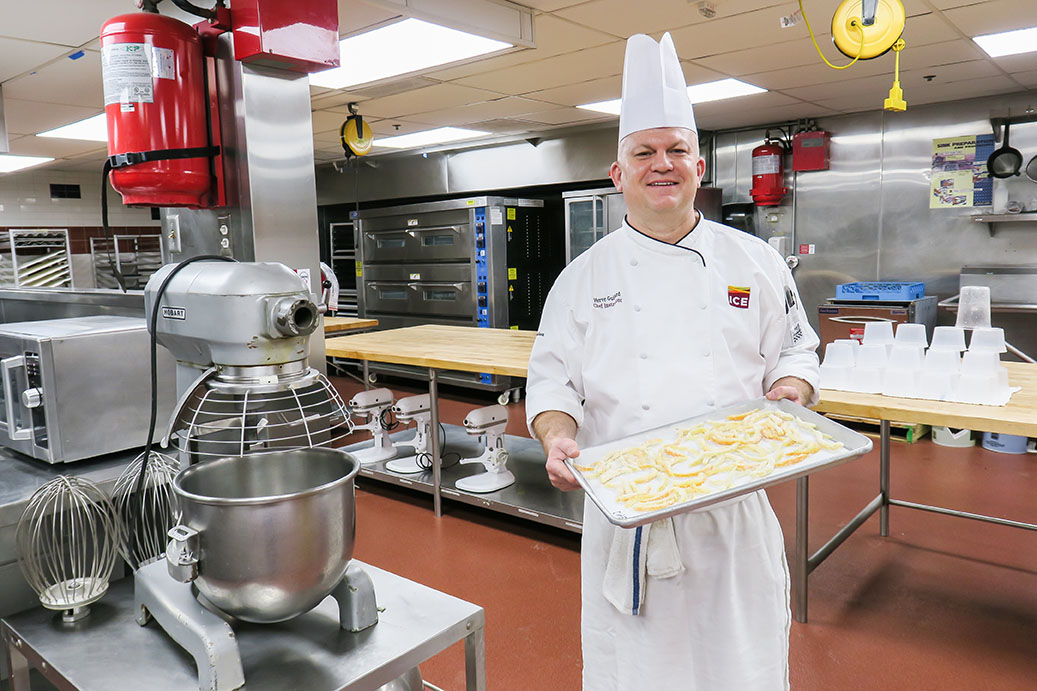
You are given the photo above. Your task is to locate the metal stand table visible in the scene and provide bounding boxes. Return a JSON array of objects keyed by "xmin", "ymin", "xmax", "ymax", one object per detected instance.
[
  {"xmin": 804, "ymin": 361, "xmax": 1037, "ymax": 623},
  {"xmin": 2, "ymin": 561, "xmax": 485, "ymax": 691},
  {"xmin": 346, "ymin": 425, "xmax": 584, "ymax": 533}
]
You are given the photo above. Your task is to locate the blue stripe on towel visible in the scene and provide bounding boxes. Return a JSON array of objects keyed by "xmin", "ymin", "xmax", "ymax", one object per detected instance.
[{"xmin": 631, "ymin": 526, "xmax": 643, "ymax": 615}]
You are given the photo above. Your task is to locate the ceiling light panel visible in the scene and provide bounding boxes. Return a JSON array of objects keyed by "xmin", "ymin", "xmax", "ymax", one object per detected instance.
[
  {"xmin": 973, "ymin": 26, "xmax": 1037, "ymax": 58},
  {"xmin": 0, "ymin": 154, "xmax": 55, "ymax": 173},
  {"xmin": 36, "ymin": 113, "xmax": 108, "ymax": 142},
  {"xmin": 373, "ymin": 126, "xmax": 490, "ymax": 149},
  {"xmin": 577, "ymin": 78, "xmax": 767, "ymax": 114},
  {"xmin": 310, "ymin": 19, "xmax": 511, "ymax": 90}
]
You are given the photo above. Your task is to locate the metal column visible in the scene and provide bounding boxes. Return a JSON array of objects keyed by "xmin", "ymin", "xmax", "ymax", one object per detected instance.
[{"xmin": 429, "ymin": 368, "xmax": 442, "ymax": 517}]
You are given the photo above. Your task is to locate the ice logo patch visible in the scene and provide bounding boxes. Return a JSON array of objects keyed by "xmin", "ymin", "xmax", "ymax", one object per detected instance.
[{"xmin": 727, "ymin": 286, "xmax": 750, "ymax": 309}]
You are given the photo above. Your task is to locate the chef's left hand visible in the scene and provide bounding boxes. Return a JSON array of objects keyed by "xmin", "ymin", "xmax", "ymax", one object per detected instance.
[{"xmin": 766, "ymin": 376, "xmax": 813, "ymax": 405}]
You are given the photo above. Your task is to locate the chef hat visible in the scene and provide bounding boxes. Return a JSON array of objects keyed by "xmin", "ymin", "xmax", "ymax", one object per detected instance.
[{"xmin": 618, "ymin": 33, "xmax": 696, "ymax": 142}]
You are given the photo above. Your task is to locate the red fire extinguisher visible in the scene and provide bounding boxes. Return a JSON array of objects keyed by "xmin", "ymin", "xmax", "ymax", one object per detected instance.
[
  {"xmin": 100, "ymin": 13, "xmax": 213, "ymax": 207},
  {"xmin": 749, "ymin": 138, "xmax": 787, "ymax": 206}
]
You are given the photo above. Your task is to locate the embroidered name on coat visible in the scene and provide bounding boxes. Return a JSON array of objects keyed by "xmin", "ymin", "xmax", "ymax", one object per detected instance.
[
  {"xmin": 727, "ymin": 286, "xmax": 751, "ymax": 309},
  {"xmin": 592, "ymin": 291, "xmax": 623, "ymax": 309}
]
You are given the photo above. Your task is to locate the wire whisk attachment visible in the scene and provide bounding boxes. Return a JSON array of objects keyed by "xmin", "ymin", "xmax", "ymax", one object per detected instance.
[
  {"xmin": 16, "ymin": 476, "xmax": 121, "ymax": 623},
  {"xmin": 112, "ymin": 450, "xmax": 182, "ymax": 571}
]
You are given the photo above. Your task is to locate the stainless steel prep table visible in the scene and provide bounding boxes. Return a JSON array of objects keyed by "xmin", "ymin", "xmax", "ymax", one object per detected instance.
[
  {"xmin": 3, "ymin": 561, "xmax": 485, "ymax": 691},
  {"xmin": 347, "ymin": 426, "xmax": 584, "ymax": 533}
]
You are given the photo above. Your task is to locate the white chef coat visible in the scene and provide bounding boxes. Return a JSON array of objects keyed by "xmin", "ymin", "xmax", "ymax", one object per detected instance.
[{"xmin": 526, "ymin": 215, "xmax": 820, "ymax": 690}]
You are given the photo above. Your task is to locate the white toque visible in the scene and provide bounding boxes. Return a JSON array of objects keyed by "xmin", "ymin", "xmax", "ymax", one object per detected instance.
[{"xmin": 618, "ymin": 33, "xmax": 697, "ymax": 142}]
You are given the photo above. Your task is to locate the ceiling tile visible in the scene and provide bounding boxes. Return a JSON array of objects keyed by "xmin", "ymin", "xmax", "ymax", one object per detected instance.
[
  {"xmin": 519, "ymin": 107, "xmax": 615, "ymax": 126},
  {"xmin": 406, "ymin": 97, "xmax": 561, "ymax": 126},
  {"xmin": 901, "ymin": 11, "xmax": 964, "ymax": 47},
  {"xmin": 985, "ymin": 52, "xmax": 1037, "ymax": 73},
  {"xmin": 358, "ymin": 83, "xmax": 504, "ymax": 118},
  {"xmin": 782, "ymin": 72, "xmax": 897, "ymax": 103},
  {"xmin": 697, "ymin": 101, "xmax": 842, "ymax": 129},
  {"xmin": 694, "ymin": 38, "xmax": 825, "ymax": 77},
  {"xmin": 368, "ymin": 119, "xmax": 453, "ymax": 137},
  {"xmin": 3, "ymin": 50, "xmax": 103, "ymax": 108},
  {"xmin": 691, "ymin": 90, "xmax": 799, "ymax": 122},
  {"xmin": 0, "ymin": 38, "xmax": 72, "ymax": 83},
  {"xmin": 896, "ymin": 39, "xmax": 987, "ymax": 68},
  {"xmin": 3, "ymin": 0, "xmax": 137, "ymax": 46},
  {"xmin": 340, "ymin": 1, "xmax": 400, "ymax": 36},
  {"xmin": 927, "ymin": 0, "xmax": 992, "ymax": 9},
  {"xmin": 425, "ymin": 14, "xmax": 616, "ymax": 81},
  {"xmin": 1010, "ymin": 69, "xmax": 1037, "ymax": 87},
  {"xmin": 745, "ymin": 56, "xmax": 896, "ymax": 91},
  {"xmin": 452, "ymin": 41, "xmax": 626, "ymax": 94},
  {"xmin": 904, "ymin": 74, "xmax": 1022, "ymax": 106},
  {"xmin": 522, "ymin": 75, "xmax": 622, "ymax": 107},
  {"xmin": 520, "ymin": 1, "xmax": 592, "ymax": 10},
  {"xmin": 6, "ymin": 134, "xmax": 107, "ymax": 159},
  {"xmin": 312, "ymin": 109, "xmax": 351, "ymax": 134},
  {"xmin": 901, "ymin": 59, "xmax": 1002, "ymax": 85},
  {"xmin": 942, "ymin": 0, "xmax": 1037, "ymax": 37},
  {"xmin": 669, "ymin": 3, "xmax": 822, "ymax": 60},
  {"xmin": 2, "ymin": 99, "xmax": 100, "ymax": 136},
  {"xmin": 459, "ymin": 118, "xmax": 544, "ymax": 134},
  {"xmin": 553, "ymin": 0, "xmax": 787, "ymax": 38},
  {"xmin": 310, "ymin": 77, "xmax": 441, "ymax": 110}
]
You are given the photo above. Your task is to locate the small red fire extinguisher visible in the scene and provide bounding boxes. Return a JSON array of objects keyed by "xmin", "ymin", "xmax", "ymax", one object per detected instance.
[{"xmin": 750, "ymin": 137, "xmax": 787, "ymax": 206}]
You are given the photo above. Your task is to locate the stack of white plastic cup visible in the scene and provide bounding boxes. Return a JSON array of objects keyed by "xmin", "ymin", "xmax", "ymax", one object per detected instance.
[
  {"xmin": 930, "ymin": 326, "xmax": 967, "ymax": 352},
  {"xmin": 919, "ymin": 347, "xmax": 960, "ymax": 400},
  {"xmin": 863, "ymin": 321, "xmax": 895, "ymax": 351},
  {"xmin": 882, "ymin": 344, "xmax": 924, "ymax": 397},
  {"xmin": 820, "ymin": 342, "xmax": 856, "ymax": 390},
  {"xmin": 851, "ymin": 343, "xmax": 889, "ymax": 393},
  {"xmin": 955, "ymin": 350, "xmax": 1004, "ymax": 404},
  {"xmin": 968, "ymin": 327, "xmax": 1007, "ymax": 354}
]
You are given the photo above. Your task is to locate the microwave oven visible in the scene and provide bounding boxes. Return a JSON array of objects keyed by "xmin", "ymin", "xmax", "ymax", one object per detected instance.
[{"xmin": 0, "ymin": 315, "xmax": 176, "ymax": 463}]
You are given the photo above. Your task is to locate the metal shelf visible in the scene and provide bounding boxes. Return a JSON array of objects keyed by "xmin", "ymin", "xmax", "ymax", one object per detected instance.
[{"xmin": 971, "ymin": 213, "xmax": 1037, "ymax": 236}]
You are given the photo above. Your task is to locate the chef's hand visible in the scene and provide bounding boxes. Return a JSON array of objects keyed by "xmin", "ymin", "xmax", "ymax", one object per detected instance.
[
  {"xmin": 531, "ymin": 411, "xmax": 582, "ymax": 491},
  {"xmin": 545, "ymin": 437, "xmax": 582, "ymax": 492},
  {"xmin": 766, "ymin": 376, "xmax": 814, "ymax": 406}
]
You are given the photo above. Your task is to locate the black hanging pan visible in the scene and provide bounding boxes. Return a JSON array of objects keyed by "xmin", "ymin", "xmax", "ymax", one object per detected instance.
[
  {"xmin": 1025, "ymin": 153, "xmax": 1037, "ymax": 183},
  {"xmin": 987, "ymin": 121, "xmax": 1023, "ymax": 178}
]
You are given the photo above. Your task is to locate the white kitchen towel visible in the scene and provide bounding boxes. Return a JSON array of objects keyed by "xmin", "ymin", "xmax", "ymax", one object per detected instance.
[{"xmin": 602, "ymin": 517, "xmax": 683, "ymax": 615}]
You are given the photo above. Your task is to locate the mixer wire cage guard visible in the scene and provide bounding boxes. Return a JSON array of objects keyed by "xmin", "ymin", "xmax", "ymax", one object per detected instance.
[
  {"xmin": 165, "ymin": 368, "xmax": 354, "ymax": 462},
  {"xmin": 112, "ymin": 451, "xmax": 182, "ymax": 571},
  {"xmin": 15, "ymin": 476, "xmax": 122, "ymax": 622}
]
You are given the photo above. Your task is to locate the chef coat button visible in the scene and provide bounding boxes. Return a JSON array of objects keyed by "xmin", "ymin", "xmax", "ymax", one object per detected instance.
[
  {"xmin": 702, "ymin": 350, "xmax": 710, "ymax": 358},
  {"xmin": 706, "ymin": 399, "xmax": 715, "ymax": 407},
  {"xmin": 639, "ymin": 353, "xmax": 648, "ymax": 360},
  {"xmin": 699, "ymin": 302, "xmax": 707, "ymax": 310},
  {"xmin": 642, "ymin": 403, "xmax": 650, "ymax": 411},
  {"xmin": 630, "ymin": 258, "xmax": 638, "ymax": 267},
  {"xmin": 634, "ymin": 304, "xmax": 642, "ymax": 312}
]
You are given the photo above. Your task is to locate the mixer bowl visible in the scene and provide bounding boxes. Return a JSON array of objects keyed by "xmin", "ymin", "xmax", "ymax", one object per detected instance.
[{"xmin": 173, "ymin": 448, "xmax": 359, "ymax": 623}]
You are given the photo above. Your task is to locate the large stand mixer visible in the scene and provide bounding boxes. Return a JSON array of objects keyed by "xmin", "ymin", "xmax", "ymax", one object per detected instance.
[{"xmin": 135, "ymin": 260, "xmax": 413, "ymax": 691}]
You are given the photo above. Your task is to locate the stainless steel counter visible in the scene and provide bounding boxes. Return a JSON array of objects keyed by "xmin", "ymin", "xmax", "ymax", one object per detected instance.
[
  {"xmin": 347, "ymin": 424, "xmax": 584, "ymax": 533},
  {"xmin": 3, "ymin": 561, "xmax": 486, "ymax": 691}
]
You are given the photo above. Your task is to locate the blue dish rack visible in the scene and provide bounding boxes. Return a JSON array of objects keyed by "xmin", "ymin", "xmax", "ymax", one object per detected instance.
[{"xmin": 835, "ymin": 281, "xmax": 925, "ymax": 301}]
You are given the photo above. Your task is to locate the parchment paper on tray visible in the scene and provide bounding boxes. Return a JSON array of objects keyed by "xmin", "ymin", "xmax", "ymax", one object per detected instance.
[{"xmin": 565, "ymin": 397, "xmax": 873, "ymax": 528}]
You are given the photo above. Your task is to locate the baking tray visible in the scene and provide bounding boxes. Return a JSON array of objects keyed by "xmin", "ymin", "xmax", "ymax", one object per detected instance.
[{"xmin": 565, "ymin": 397, "xmax": 873, "ymax": 528}]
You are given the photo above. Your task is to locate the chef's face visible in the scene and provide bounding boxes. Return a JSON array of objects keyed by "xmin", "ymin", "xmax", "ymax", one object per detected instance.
[{"xmin": 609, "ymin": 127, "xmax": 705, "ymax": 223}]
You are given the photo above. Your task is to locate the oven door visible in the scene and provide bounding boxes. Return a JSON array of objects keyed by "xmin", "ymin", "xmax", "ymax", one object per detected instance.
[
  {"xmin": 0, "ymin": 339, "xmax": 47, "ymax": 460},
  {"xmin": 361, "ymin": 224, "xmax": 472, "ymax": 263}
]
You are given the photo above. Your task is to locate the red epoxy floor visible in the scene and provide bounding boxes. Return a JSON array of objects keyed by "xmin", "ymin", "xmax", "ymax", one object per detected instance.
[{"xmin": 334, "ymin": 375, "xmax": 1037, "ymax": 690}]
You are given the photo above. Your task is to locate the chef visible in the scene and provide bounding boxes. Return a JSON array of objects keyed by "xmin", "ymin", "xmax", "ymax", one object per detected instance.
[{"xmin": 526, "ymin": 33, "xmax": 820, "ymax": 690}]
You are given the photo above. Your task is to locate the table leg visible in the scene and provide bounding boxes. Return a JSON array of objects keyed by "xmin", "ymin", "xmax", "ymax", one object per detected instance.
[
  {"xmin": 794, "ymin": 475, "xmax": 809, "ymax": 623},
  {"xmin": 880, "ymin": 420, "xmax": 891, "ymax": 537},
  {"xmin": 429, "ymin": 368, "xmax": 442, "ymax": 518},
  {"xmin": 362, "ymin": 361, "xmax": 370, "ymax": 391},
  {"xmin": 4, "ymin": 632, "xmax": 32, "ymax": 691},
  {"xmin": 464, "ymin": 621, "xmax": 487, "ymax": 691}
]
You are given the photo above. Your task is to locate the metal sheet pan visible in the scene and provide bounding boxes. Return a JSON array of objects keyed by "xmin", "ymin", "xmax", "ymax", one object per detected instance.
[{"xmin": 565, "ymin": 398, "xmax": 873, "ymax": 528}]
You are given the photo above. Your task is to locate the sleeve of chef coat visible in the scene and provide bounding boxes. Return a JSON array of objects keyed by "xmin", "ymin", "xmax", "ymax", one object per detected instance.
[
  {"xmin": 761, "ymin": 248, "xmax": 821, "ymax": 406},
  {"xmin": 525, "ymin": 273, "xmax": 586, "ymax": 437}
]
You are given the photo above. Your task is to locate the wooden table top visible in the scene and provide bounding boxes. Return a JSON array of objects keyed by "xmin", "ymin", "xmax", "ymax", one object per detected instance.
[
  {"xmin": 814, "ymin": 361, "xmax": 1037, "ymax": 437},
  {"xmin": 323, "ymin": 324, "xmax": 537, "ymax": 377},
  {"xmin": 326, "ymin": 324, "xmax": 1037, "ymax": 436},
  {"xmin": 323, "ymin": 316, "xmax": 379, "ymax": 333}
]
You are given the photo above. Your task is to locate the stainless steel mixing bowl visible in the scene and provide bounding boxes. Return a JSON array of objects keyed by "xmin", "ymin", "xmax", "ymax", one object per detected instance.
[{"xmin": 173, "ymin": 448, "xmax": 359, "ymax": 623}]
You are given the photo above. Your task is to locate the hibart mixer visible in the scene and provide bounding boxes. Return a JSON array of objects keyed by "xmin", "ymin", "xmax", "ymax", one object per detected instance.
[
  {"xmin": 385, "ymin": 394, "xmax": 433, "ymax": 474},
  {"xmin": 456, "ymin": 405, "xmax": 515, "ymax": 493},
  {"xmin": 133, "ymin": 259, "xmax": 416, "ymax": 691},
  {"xmin": 347, "ymin": 387, "xmax": 398, "ymax": 465}
]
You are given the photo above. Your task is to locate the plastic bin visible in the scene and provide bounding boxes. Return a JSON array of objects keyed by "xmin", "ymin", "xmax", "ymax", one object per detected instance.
[
  {"xmin": 932, "ymin": 426, "xmax": 974, "ymax": 448},
  {"xmin": 980, "ymin": 432, "xmax": 1028, "ymax": 454},
  {"xmin": 835, "ymin": 282, "xmax": 925, "ymax": 301}
]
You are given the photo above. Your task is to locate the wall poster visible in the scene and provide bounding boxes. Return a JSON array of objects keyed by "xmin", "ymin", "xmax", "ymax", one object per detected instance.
[{"xmin": 930, "ymin": 134, "xmax": 995, "ymax": 208}]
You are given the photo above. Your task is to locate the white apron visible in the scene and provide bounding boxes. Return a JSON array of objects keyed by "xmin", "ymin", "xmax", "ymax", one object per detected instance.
[{"xmin": 526, "ymin": 217, "xmax": 820, "ymax": 690}]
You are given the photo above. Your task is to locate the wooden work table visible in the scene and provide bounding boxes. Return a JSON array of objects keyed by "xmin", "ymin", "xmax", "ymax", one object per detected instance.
[
  {"xmin": 323, "ymin": 324, "xmax": 536, "ymax": 377},
  {"xmin": 323, "ymin": 316, "xmax": 379, "ymax": 334}
]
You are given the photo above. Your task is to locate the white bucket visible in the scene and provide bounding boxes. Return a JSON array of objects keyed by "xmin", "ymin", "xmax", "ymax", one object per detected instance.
[
  {"xmin": 980, "ymin": 432, "xmax": 1029, "ymax": 454},
  {"xmin": 932, "ymin": 426, "xmax": 974, "ymax": 448}
]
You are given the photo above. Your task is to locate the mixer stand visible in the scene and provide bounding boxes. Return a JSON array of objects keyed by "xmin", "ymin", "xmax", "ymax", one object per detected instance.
[{"xmin": 134, "ymin": 559, "xmax": 379, "ymax": 691}]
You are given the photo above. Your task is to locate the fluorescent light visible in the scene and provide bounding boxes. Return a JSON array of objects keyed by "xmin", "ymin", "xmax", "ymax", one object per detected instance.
[
  {"xmin": 374, "ymin": 127, "xmax": 490, "ymax": 149},
  {"xmin": 973, "ymin": 26, "xmax": 1037, "ymax": 58},
  {"xmin": 310, "ymin": 18, "xmax": 511, "ymax": 89},
  {"xmin": 577, "ymin": 78, "xmax": 768, "ymax": 115},
  {"xmin": 37, "ymin": 113, "xmax": 108, "ymax": 142},
  {"xmin": 0, "ymin": 155, "xmax": 55, "ymax": 173}
]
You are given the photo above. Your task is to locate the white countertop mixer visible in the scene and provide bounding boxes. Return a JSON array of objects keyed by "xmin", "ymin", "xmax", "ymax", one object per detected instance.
[
  {"xmin": 456, "ymin": 404, "xmax": 515, "ymax": 493},
  {"xmin": 385, "ymin": 394, "xmax": 433, "ymax": 474},
  {"xmin": 348, "ymin": 387, "xmax": 399, "ymax": 465}
]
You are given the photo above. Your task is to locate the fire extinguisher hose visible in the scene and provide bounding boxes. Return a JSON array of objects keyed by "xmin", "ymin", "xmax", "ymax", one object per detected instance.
[{"xmin": 99, "ymin": 145, "xmax": 219, "ymax": 292}]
